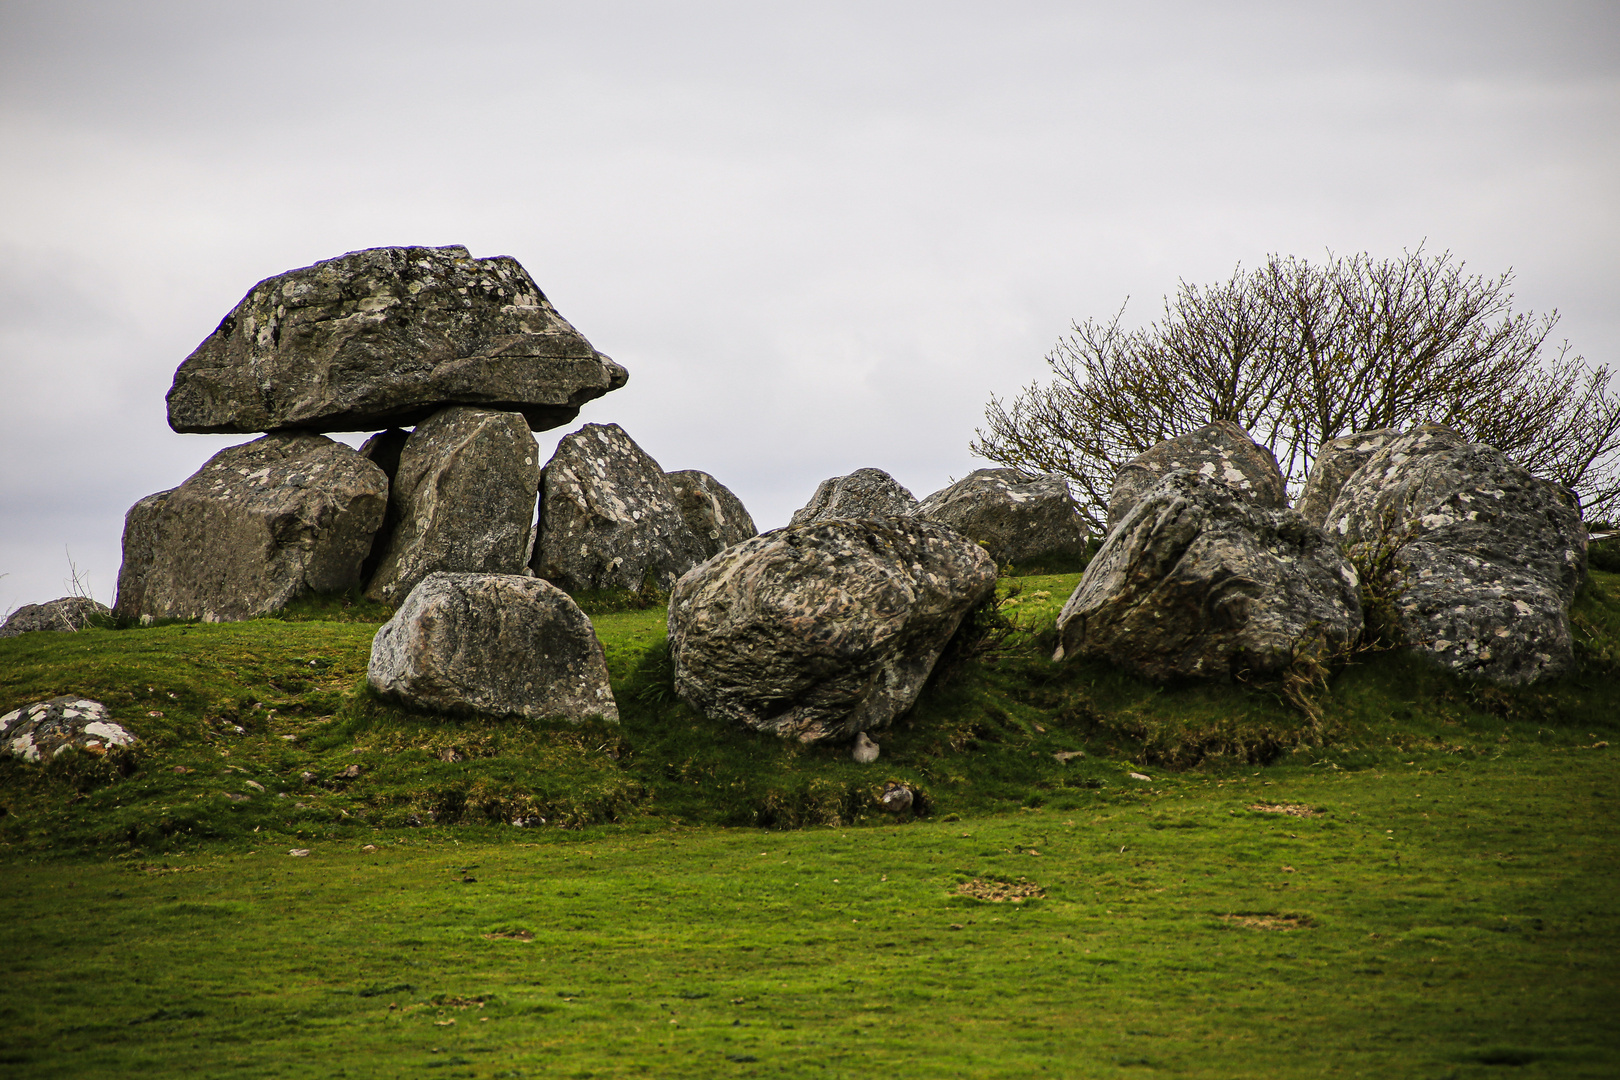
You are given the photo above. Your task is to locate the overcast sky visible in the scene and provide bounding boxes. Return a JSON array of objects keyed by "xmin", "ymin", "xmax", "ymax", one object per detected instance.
[{"xmin": 2, "ymin": 1, "xmax": 1617, "ymax": 613}]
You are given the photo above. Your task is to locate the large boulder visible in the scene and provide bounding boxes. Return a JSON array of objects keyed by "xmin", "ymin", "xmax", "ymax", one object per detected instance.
[
  {"xmin": 1294, "ymin": 428, "xmax": 1402, "ymax": 528},
  {"xmin": 2, "ymin": 697, "xmax": 134, "ymax": 761},
  {"xmin": 166, "ymin": 245, "xmax": 628, "ymax": 434},
  {"xmin": 1107, "ymin": 422, "xmax": 1286, "ymax": 529},
  {"xmin": 1325, "ymin": 425, "xmax": 1586, "ymax": 684},
  {"xmin": 916, "ymin": 468, "xmax": 1087, "ymax": 566},
  {"xmin": 669, "ymin": 518, "xmax": 998, "ymax": 743},
  {"xmin": 368, "ymin": 572, "xmax": 618, "ymax": 722},
  {"xmin": 364, "ymin": 407, "xmax": 541, "ymax": 604},
  {"xmin": 0, "ymin": 597, "xmax": 111, "ymax": 638},
  {"xmin": 790, "ymin": 468, "xmax": 918, "ymax": 525},
  {"xmin": 666, "ymin": 469, "xmax": 758, "ymax": 559},
  {"xmin": 1054, "ymin": 470, "xmax": 1362, "ymax": 680},
  {"xmin": 530, "ymin": 424, "xmax": 707, "ymax": 592},
  {"xmin": 115, "ymin": 433, "xmax": 388, "ymax": 622}
]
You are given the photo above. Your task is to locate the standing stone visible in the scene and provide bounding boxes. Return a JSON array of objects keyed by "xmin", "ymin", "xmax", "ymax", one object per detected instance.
[
  {"xmin": 364, "ymin": 407, "xmax": 541, "ymax": 604},
  {"xmin": 530, "ymin": 424, "xmax": 706, "ymax": 592},
  {"xmin": 917, "ymin": 468, "xmax": 1087, "ymax": 566},
  {"xmin": 790, "ymin": 468, "xmax": 918, "ymax": 525},
  {"xmin": 1, "ymin": 696, "xmax": 134, "ymax": 761},
  {"xmin": 115, "ymin": 433, "xmax": 388, "ymax": 623},
  {"xmin": 1107, "ymin": 422, "xmax": 1287, "ymax": 530},
  {"xmin": 166, "ymin": 245, "xmax": 628, "ymax": 434},
  {"xmin": 368, "ymin": 573, "xmax": 618, "ymax": 722},
  {"xmin": 356, "ymin": 428, "xmax": 410, "ymax": 584},
  {"xmin": 0, "ymin": 597, "xmax": 111, "ymax": 638},
  {"xmin": 1055, "ymin": 470, "xmax": 1362, "ymax": 680},
  {"xmin": 1294, "ymin": 429, "xmax": 1402, "ymax": 528},
  {"xmin": 1325, "ymin": 425, "xmax": 1587, "ymax": 684},
  {"xmin": 667, "ymin": 469, "xmax": 758, "ymax": 560},
  {"xmin": 669, "ymin": 518, "xmax": 998, "ymax": 743}
]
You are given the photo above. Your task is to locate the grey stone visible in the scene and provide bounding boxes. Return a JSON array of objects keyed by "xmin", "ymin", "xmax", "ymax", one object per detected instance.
[
  {"xmin": 1295, "ymin": 428, "xmax": 1402, "ymax": 528},
  {"xmin": 669, "ymin": 518, "xmax": 997, "ymax": 743},
  {"xmin": 364, "ymin": 407, "xmax": 541, "ymax": 604},
  {"xmin": 1055, "ymin": 470, "xmax": 1362, "ymax": 680},
  {"xmin": 1107, "ymin": 421, "xmax": 1287, "ymax": 529},
  {"xmin": 115, "ymin": 433, "xmax": 388, "ymax": 622},
  {"xmin": 879, "ymin": 782, "xmax": 915, "ymax": 813},
  {"xmin": 852, "ymin": 732, "xmax": 880, "ymax": 764},
  {"xmin": 531, "ymin": 424, "xmax": 707, "ymax": 592},
  {"xmin": 1325, "ymin": 425, "xmax": 1587, "ymax": 684},
  {"xmin": 166, "ymin": 245, "xmax": 627, "ymax": 434},
  {"xmin": 666, "ymin": 469, "xmax": 758, "ymax": 559},
  {"xmin": 356, "ymin": 427, "xmax": 409, "ymax": 584},
  {"xmin": 916, "ymin": 468, "xmax": 1087, "ymax": 566},
  {"xmin": 368, "ymin": 572, "xmax": 618, "ymax": 722},
  {"xmin": 1, "ymin": 696, "xmax": 134, "ymax": 761},
  {"xmin": 0, "ymin": 597, "xmax": 111, "ymax": 638},
  {"xmin": 789, "ymin": 468, "xmax": 918, "ymax": 525}
]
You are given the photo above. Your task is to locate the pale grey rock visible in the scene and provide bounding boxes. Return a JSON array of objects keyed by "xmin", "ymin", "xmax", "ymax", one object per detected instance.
[
  {"xmin": 1055, "ymin": 470, "xmax": 1362, "ymax": 680},
  {"xmin": 917, "ymin": 468, "xmax": 1087, "ymax": 566},
  {"xmin": 0, "ymin": 597, "xmax": 111, "ymax": 638},
  {"xmin": 1325, "ymin": 425, "xmax": 1586, "ymax": 684},
  {"xmin": 368, "ymin": 572, "xmax": 618, "ymax": 722},
  {"xmin": 669, "ymin": 518, "xmax": 997, "ymax": 743},
  {"xmin": 790, "ymin": 468, "xmax": 918, "ymax": 525},
  {"xmin": 852, "ymin": 731, "xmax": 880, "ymax": 764},
  {"xmin": 166, "ymin": 245, "xmax": 627, "ymax": 434},
  {"xmin": 667, "ymin": 469, "xmax": 757, "ymax": 559},
  {"xmin": 1108, "ymin": 422, "xmax": 1287, "ymax": 529},
  {"xmin": 114, "ymin": 433, "xmax": 388, "ymax": 622},
  {"xmin": 364, "ymin": 407, "xmax": 541, "ymax": 604},
  {"xmin": 531, "ymin": 424, "xmax": 707, "ymax": 592},
  {"xmin": 1295, "ymin": 429, "xmax": 1402, "ymax": 528},
  {"xmin": 880, "ymin": 782, "xmax": 914, "ymax": 813},
  {"xmin": 1, "ymin": 696, "xmax": 134, "ymax": 761}
]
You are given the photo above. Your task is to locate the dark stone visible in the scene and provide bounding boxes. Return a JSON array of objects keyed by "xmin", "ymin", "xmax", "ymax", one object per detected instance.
[
  {"xmin": 1055, "ymin": 470, "xmax": 1362, "ymax": 680},
  {"xmin": 114, "ymin": 433, "xmax": 388, "ymax": 622},
  {"xmin": 669, "ymin": 518, "xmax": 997, "ymax": 743},
  {"xmin": 0, "ymin": 597, "xmax": 111, "ymax": 638},
  {"xmin": 368, "ymin": 572, "xmax": 618, "ymax": 722},
  {"xmin": 1108, "ymin": 421, "xmax": 1287, "ymax": 529},
  {"xmin": 1295, "ymin": 429, "xmax": 1402, "ymax": 528},
  {"xmin": 166, "ymin": 245, "xmax": 627, "ymax": 434},
  {"xmin": 789, "ymin": 468, "xmax": 918, "ymax": 525},
  {"xmin": 666, "ymin": 469, "xmax": 758, "ymax": 560},
  {"xmin": 1, "ymin": 696, "xmax": 134, "ymax": 761},
  {"xmin": 916, "ymin": 468, "xmax": 1087, "ymax": 566}
]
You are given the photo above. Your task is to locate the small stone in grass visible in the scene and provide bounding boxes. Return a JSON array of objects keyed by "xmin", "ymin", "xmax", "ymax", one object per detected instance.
[
  {"xmin": 1129, "ymin": 771, "xmax": 1152, "ymax": 781},
  {"xmin": 289, "ymin": 848, "xmax": 310, "ymax": 857}
]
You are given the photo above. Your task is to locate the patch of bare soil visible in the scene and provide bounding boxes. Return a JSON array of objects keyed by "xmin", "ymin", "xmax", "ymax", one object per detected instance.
[
  {"xmin": 1248, "ymin": 802, "xmax": 1320, "ymax": 817},
  {"xmin": 955, "ymin": 878, "xmax": 1046, "ymax": 902},
  {"xmin": 1220, "ymin": 913, "xmax": 1314, "ymax": 931}
]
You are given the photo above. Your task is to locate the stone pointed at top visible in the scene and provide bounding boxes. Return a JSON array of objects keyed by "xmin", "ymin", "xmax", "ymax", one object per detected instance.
[{"xmin": 166, "ymin": 245, "xmax": 629, "ymax": 434}]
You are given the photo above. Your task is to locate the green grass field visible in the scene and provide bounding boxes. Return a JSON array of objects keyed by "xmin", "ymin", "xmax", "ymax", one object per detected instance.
[{"xmin": 2, "ymin": 572, "xmax": 1617, "ymax": 1077}]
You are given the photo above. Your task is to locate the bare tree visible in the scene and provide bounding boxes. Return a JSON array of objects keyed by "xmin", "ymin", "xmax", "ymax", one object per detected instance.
[{"xmin": 973, "ymin": 249, "xmax": 1620, "ymax": 531}]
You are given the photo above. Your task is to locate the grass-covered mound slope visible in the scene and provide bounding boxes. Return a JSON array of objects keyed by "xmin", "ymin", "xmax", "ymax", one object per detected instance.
[{"xmin": 2, "ymin": 568, "xmax": 1617, "ymax": 857}]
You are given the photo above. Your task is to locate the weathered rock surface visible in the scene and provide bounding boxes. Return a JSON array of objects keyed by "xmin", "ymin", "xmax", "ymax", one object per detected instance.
[
  {"xmin": 1325, "ymin": 425, "xmax": 1586, "ymax": 684},
  {"xmin": 115, "ymin": 433, "xmax": 388, "ymax": 622},
  {"xmin": 667, "ymin": 469, "xmax": 758, "ymax": 559},
  {"xmin": 531, "ymin": 424, "xmax": 706, "ymax": 592},
  {"xmin": 852, "ymin": 731, "xmax": 880, "ymax": 764},
  {"xmin": 364, "ymin": 407, "xmax": 541, "ymax": 604},
  {"xmin": 1108, "ymin": 422, "xmax": 1287, "ymax": 529},
  {"xmin": 368, "ymin": 572, "xmax": 618, "ymax": 722},
  {"xmin": 1295, "ymin": 428, "xmax": 1402, "ymax": 528},
  {"xmin": 2, "ymin": 696, "xmax": 134, "ymax": 761},
  {"xmin": 0, "ymin": 597, "xmax": 111, "ymax": 638},
  {"xmin": 356, "ymin": 427, "xmax": 409, "ymax": 583},
  {"xmin": 790, "ymin": 468, "xmax": 918, "ymax": 525},
  {"xmin": 1055, "ymin": 470, "xmax": 1362, "ymax": 680},
  {"xmin": 167, "ymin": 245, "xmax": 628, "ymax": 434},
  {"xmin": 669, "ymin": 518, "xmax": 997, "ymax": 743},
  {"xmin": 917, "ymin": 468, "xmax": 1087, "ymax": 566}
]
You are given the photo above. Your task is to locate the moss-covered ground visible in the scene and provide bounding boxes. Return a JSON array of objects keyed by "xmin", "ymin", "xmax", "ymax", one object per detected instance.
[{"xmin": 1, "ymin": 571, "xmax": 1617, "ymax": 1076}]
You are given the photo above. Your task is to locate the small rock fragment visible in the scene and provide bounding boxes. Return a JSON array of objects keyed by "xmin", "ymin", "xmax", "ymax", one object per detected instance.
[{"xmin": 852, "ymin": 732, "xmax": 880, "ymax": 764}]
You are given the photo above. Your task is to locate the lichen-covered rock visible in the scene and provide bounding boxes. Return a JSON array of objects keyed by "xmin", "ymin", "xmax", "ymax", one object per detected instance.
[
  {"xmin": 1108, "ymin": 422, "xmax": 1286, "ymax": 529},
  {"xmin": 531, "ymin": 424, "xmax": 706, "ymax": 592},
  {"xmin": 364, "ymin": 407, "xmax": 541, "ymax": 604},
  {"xmin": 1, "ymin": 696, "xmax": 134, "ymax": 761},
  {"xmin": 789, "ymin": 468, "xmax": 918, "ymax": 525},
  {"xmin": 1294, "ymin": 428, "xmax": 1402, "ymax": 528},
  {"xmin": 1055, "ymin": 471, "xmax": 1362, "ymax": 680},
  {"xmin": 166, "ymin": 245, "xmax": 628, "ymax": 434},
  {"xmin": 666, "ymin": 469, "xmax": 758, "ymax": 560},
  {"xmin": 115, "ymin": 433, "xmax": 388, "ymax": 623},
  {"xmin": 1325, "ymin": 425, "xmax": 1586, "ymax": 684},
  {"xmin": 916, "ymin": 468, "xmax": 1087, "ymax": 566},
  {"xmin": 0, "ymin": 597, "xmax": 111, "ymax": 638},
  {"xmin": 669, "ymin": 518, "xmax": 997, "ymax": 743},
  {"xmin": 367, "ymin": 572, "xmax": 618, "ymax": 722}
]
